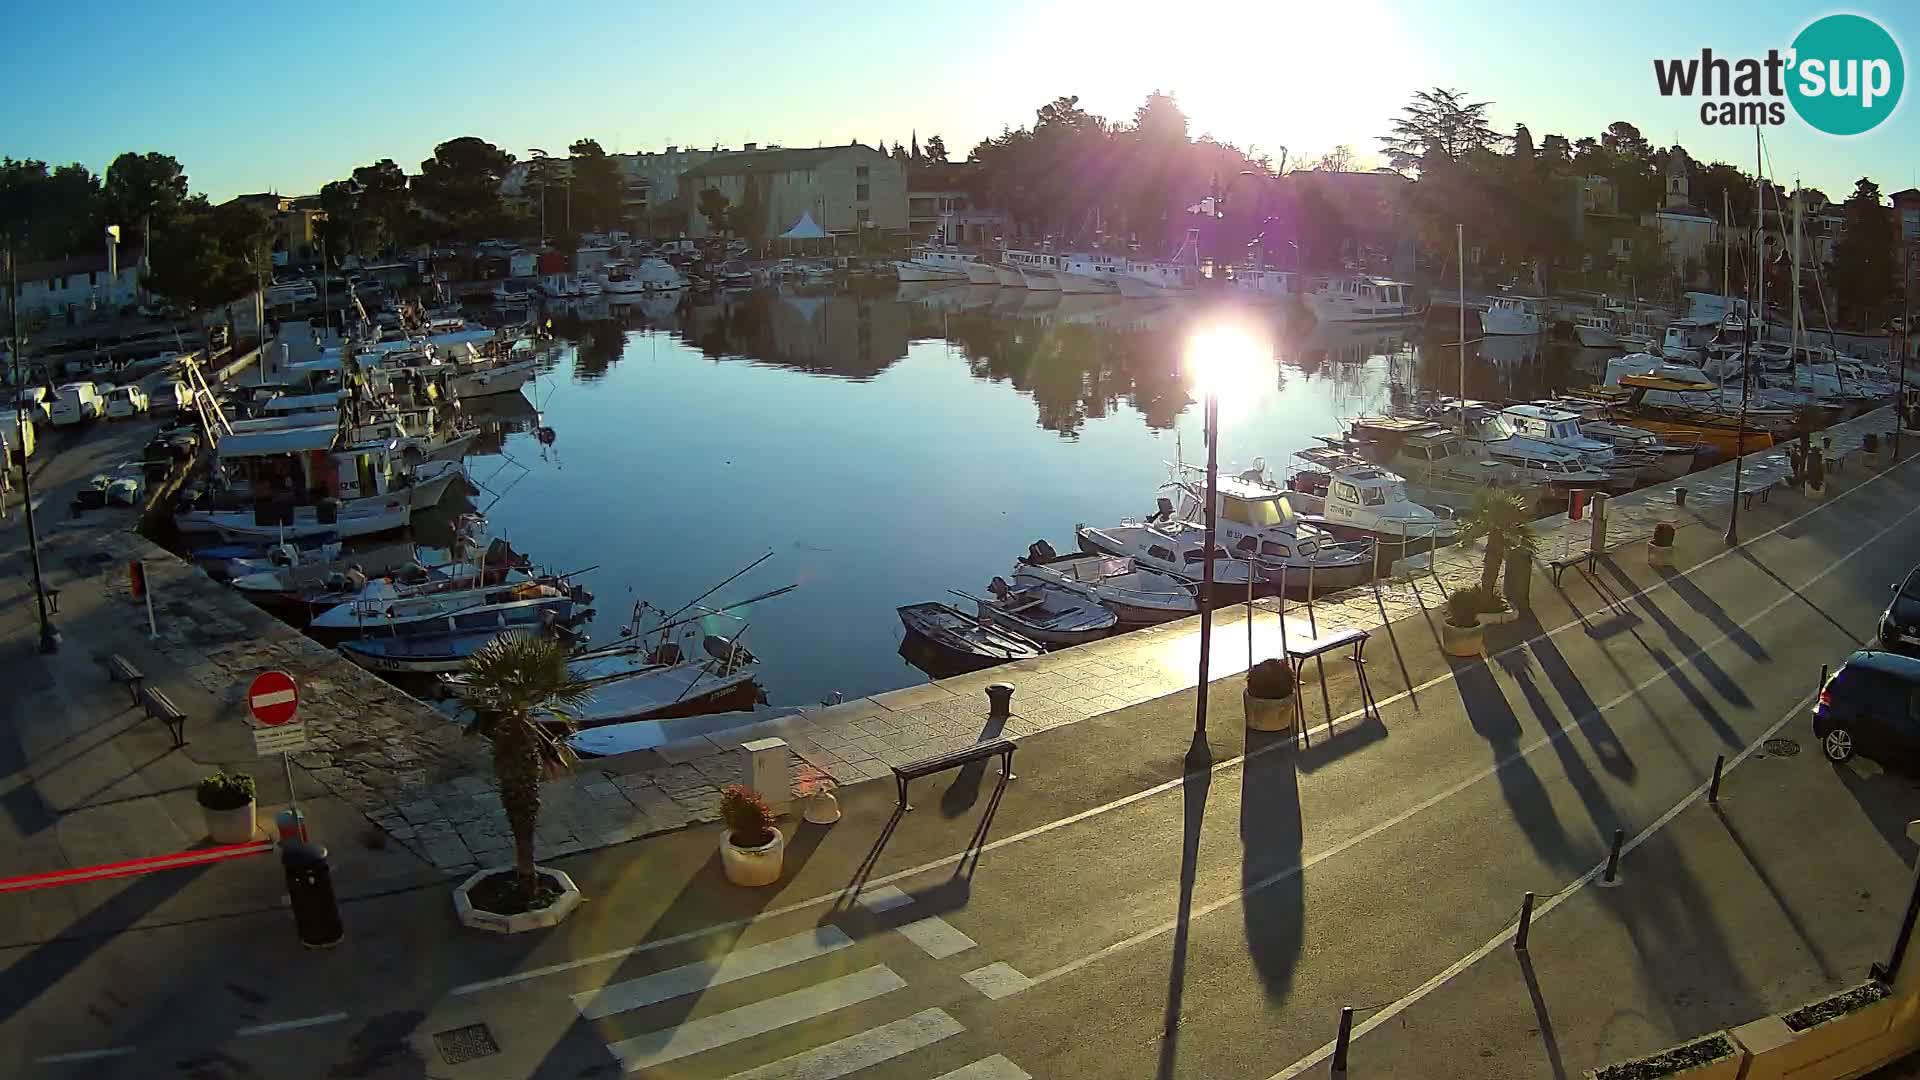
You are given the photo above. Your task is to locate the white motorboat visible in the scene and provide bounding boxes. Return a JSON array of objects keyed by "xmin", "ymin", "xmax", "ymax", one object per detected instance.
[
  {"xmin": 1573, "ymin": 313, "xmax": 1619, "ymax": 348},
  {"xmin": 1227, "ymin": 269, "xmax": 1297, "ymax": 303},
  {"xmin": 895, "ymin": 246, "xmax": 974, "ymax": 282},
  {"xmin": 1275, "ymin": 449, "xmax": 1460, "ymax": 545},
  {"xmin": 1449, "ymin": 405, "xmax": 1617, "ymax": 490},
  {"xmin": 1012, "ymin": 542, "xmax": 1198, "ymax": 625},
  {"xmin": 600, "ymin": 262, "xmax": 648, "ymax": 295},
  {"xmin": 1164, "ymin": 466, "xmax": 1377, "ymax": 590},
  {"xmin": 970, "ymin": 577, "xmax": 1118, "ymax": 647},
  {"xmin": 1482, "ymin": 295, "xmax": 1545, "ymax": 336},
  {"xmin": 1075, "ymin": 521, "xmax": 1258, "ymax": 588},
  {"xmin": 530, "ymin": 638, "xmax": 763, "ymax": 728},
  {"xmin": 311, "ymin": 576, "xmax": 587, "ymax": 640},
  {"xmin": 1660, "ymin": 319, "xmax": 1714, "ymax": 360},
  {"xmin": 1304, "ymin": 275, "xmax": 1422, "ymax": 323},
  {"xmin": 1497, "ymin": 404, "xmax": 1619, "ymax": 470},
  {"xmin": 181, "ymin": 496, "xmax": 411, "ymax": 543},
  {"xmin": 1053, "ymin": 253, "xmax": 1126, "ymax": 294},
  {"xmin": 448, "ymin": 356, "xmax": 536, "ymax": 398}
]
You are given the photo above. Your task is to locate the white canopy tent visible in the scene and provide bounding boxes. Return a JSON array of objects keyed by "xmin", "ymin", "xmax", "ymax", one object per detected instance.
[{"xmin": 779, "ymin": 211, "xmax": 828, "ymax": 240}]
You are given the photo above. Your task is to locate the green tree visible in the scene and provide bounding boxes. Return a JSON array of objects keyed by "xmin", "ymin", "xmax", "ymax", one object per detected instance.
[
  {"xmin": 1625, "ymin": 223, "xmax": 1674, "ymax": 297},
  {"xmin": 567, "ymin": 139, "xmax": 624, "ymax": 231},
  {"xmin": 414, "ymin": 137, "xmax": 515, "ymax": 240},
  {"xmin": 143, "ymin": 199, "xmax": 271, "ymax": 348},
  {"xmin": 923, "ymin": 134, "xmax": 949, "ymax": 165},
  {"xmin": 351, "ymin": 159, "xmax": 412, "ymax": 250},
  {"xmin": 1458, "ymin": 490, "xmax": 1537, "ymax": 600},
  {"xmin": 1830, "ymin": 177, "xmax": 1897, "ymax": 327},
  {"xmin": 316, "ymin": 179, "xmax": 359, "ymax": 257},
  {"xmin": 103, "ymin": 151, "xmax": 189, "ymax": 254},
  {"xmin": 457, "ymin": 635, "xmax": 591, "ymax": 902},
  {"xmin": 0, "ymin": 159, "xmax": 105, "ymax": 259},
  {"xmin": 697, "ymin": 186, "xmax": 732, "ymax": 237},
  {"xmin": 1378, "ymin": 87, "xmax": 1503, "ymax": 173}
]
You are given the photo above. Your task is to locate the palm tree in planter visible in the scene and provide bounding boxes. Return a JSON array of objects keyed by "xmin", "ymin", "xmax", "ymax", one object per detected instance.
[
  {"xmin": 458, "ymin": 634, "xmax": 592, "ymax": 908},
  {"xmin": 1458, "ymin": 490, "xmax": 1537, "ymax": 622},
  {"xmin": 1441, "ymin": 585, "xmax": 1487, "ymax": 657}
]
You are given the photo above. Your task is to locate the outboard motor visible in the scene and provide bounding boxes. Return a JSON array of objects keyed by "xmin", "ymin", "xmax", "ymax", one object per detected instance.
[
  {"xmin": 1149, "ymin": 497, "xmax": 1175, "ymax": 523},
  {"xmin": 1026, "ymin": 539, "xmax": 1057, "ymax": 564},
  {"xmin": 704, "ymin": 634, "xmax": 756, "ymax": 666},
  {"xmin": 988, "ymin": 576, "xmax": 1014, "ymax": 598},
  {"xmin": 568, "ymin": 583, "xmax": 594, "ymax": 605}
]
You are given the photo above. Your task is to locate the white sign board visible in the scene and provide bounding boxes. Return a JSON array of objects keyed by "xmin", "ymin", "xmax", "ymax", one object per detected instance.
[{"xmin": 254, "ymin": 722, "xmax": 311, "ymax": 755}]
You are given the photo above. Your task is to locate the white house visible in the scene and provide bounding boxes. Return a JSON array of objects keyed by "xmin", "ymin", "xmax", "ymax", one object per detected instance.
[{"xmin": 11, "ymin": 254, "xmax": 143, "ymax": 324}]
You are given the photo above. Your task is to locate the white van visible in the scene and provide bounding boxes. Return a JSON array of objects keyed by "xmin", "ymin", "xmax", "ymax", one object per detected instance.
[
  {"xmin": 159, "ymin": 380, "xmax": 194, "ymax": 413},
  {"xmin": 49, "ymin": 382, "xmax": 104, "ymax": 427}
]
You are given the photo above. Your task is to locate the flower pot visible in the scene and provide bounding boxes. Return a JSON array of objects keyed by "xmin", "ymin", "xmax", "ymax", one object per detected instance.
[
  {"xmin": 720, "ymin": 827, "xmax": 786, "ymax": 887},
  {"xmin": 1647, "ymin": 541, "xmax": 1675, "ymax": 568},
  {"xmin": 1441, "ymin": 618, "xmax": 1483, "ymax": 657},
  {"xmin": 203, "ymin": 799, "xmax": 257, "ymax": 844},
  {"xmin": 1243, "ymin": 689, "xmax": 1294, "ymax": 733},
  {"xmin": 802, "ymin": 789, "xmax": 841, "ymax": 825}
]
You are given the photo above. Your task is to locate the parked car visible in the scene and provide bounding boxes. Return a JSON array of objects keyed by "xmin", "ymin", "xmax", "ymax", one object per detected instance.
[
  {"xmin": 104, "ymin": 385, "xmax": 150, "ymax": 419},
  {"xmin": 48, "ymin": 382, "xmax": 104, "ymax": 426},
  {"xmin": 1877, "ymin": 569, "xmax": 1920, "ymax": 656},
  {"xmin": 1812, "ymin": 650, "xmax": 1920, "ymax": 765}
]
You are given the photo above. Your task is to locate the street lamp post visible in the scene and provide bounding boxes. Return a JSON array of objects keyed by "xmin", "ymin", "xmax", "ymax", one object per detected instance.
[
  {"xmin": 6, "ymin": 236, "xmax": 60, "ymax": 652},
  {"xmin": 1193, "ymin": 391, "xmax": 1219, "ymax": 739},
  {"xmin": 1899, "ymin": 241, "xmax": 1912, "ymax": 463},
  {"xmin": 1726, "ymin": 130, "xmax": 1762, "ymax": 546}
]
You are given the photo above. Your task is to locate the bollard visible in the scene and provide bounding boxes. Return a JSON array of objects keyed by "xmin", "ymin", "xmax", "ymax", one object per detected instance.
[
  {"xmin": 1602, "ymin": 827, "xmax": 1626, "ymax": 885},
  {"xmin": 1515, "ymin": 891, "xmax": 1535, "ymax": 952},
  {"xmin": 281, "ymin": 841, "xmax": 343, "ymax": 948},
  {"xmin": 1708, "ymin": 755, "xmax": 1725, "ymax": 805},
  {"xmin": 1675, "ymin": 487, "xmax": 1688, "ymax": 508},
  {"xmin": 1330, "ymin": 1006, "xmax": 1355, "ymax": 1078},
  {"xmin": 986, "ymin": 682, "xmax": 1014, "ymax": 718},
  {"xmin": 275, "ymin": 807, "xmax": 309, "ymax": 844}
]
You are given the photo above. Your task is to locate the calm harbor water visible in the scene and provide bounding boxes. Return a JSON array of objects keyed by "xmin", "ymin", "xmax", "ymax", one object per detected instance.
[{"xmin": 464, "ymin": 284, "xmax": 1604, "ymax": 709}]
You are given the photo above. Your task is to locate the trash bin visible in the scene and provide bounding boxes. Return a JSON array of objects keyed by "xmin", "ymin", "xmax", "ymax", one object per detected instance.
[{"xmin": 281, "ymin": 841, "xmax": 343, "ymax": 948}]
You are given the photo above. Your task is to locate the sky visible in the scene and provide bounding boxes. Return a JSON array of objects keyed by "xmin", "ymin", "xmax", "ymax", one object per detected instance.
[{"xmin": 3, "ymin": 0, "xmax": 1916, "ymax": 204}]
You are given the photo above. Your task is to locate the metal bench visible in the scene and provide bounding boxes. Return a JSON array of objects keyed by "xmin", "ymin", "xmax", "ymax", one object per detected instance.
[
  {"xmin": 1283, "ymin": 628, "xmax": 1381, "ymax": 747},
  {"xmin": 1545, "ymin": 550, "xmax": 1593, "ymax": 586},
  {"xmin": 106, "ymin": 653, "xmax": 145, "ymax": 706},
  {"xmin": 892, "ymin": 738, "xmax": 1016, "ymax": 810},
  {"xmin": 1741, "ymin": 476, "xmax": 1778, "ymax": 510},
  {"xmin": 139, "ymin": 685, "xmax": 187, "ymax": 748}
]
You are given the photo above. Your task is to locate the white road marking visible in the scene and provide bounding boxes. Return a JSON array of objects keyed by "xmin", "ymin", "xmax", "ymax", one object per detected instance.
[
  {"xmin": 573, "ymin": 927, "xmax": 853, "ymax": 1020},
  {"xmin": 448, "ymin": 470, "xmax": 1913, "ymax": 999},
  {"xmin": 935, "ymin": 1055, "xmax": 1035, "ymax": 1080},
  {"xmin": 962, "ymin": 962, "xmax": 1035, "ymax": 1000},
  {"xmin": 855, "ymin": 884, "xmax": 915, "ymax": 913},
  {"xmin": 605, "ymin": 964, "xmax": 906, "ymax": 1073},
  {"xmin": 233, "ymin": 1011, "xmax": 349, "ymax": 1037},
  {"xmin": 896, "ymin": 916, "xmax": 977, "ymax": 959},
  {"xmin": 1266, "ymin": 692, "xmax": 1813, "ymax": 1080},
  {"xmin": 1008, "ymin": 501, "xmax": 1919, "ymax": 992},
  {"xmin": 723, "ymin": 1007, "xmax": 963, "ymax": 1080},
  {"xmin": 31, "ymin": 1046, "xmax": 136, "ymax": 1064}
]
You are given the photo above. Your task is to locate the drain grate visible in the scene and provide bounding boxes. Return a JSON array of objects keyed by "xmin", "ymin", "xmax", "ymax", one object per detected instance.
[
  {"xmin": 1762, "ymin": 738, "xmax": 1801, "ymax": 757},
  {"xmin": 433, "ymin": 1023, "xmax": 500, "ymax": 1065}
]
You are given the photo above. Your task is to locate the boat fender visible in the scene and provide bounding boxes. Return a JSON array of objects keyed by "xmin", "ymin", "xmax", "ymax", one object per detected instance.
[{"xmin": 537, "ymin": 426, "xmax": 556, "ymax": 445}]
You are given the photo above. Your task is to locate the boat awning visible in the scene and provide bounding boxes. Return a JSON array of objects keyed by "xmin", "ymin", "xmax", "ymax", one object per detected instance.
[
  {"xmin": 1620, "ymin": 374, "xmax": 1716, "ymax": 392},
  {"xmin": 780, "ymin": 211, "xmax": 828, "ymax": 240},
  {"xmin": 262, "ymin": 390, "xmax": 348, "ymax": 413},
  {"xmin": 290, "ymin": 354, "xmax": 343, "ymax": 373},
  {"xmin": 216, "ymin": 424, "xmax": 339, "ymax": 457}
]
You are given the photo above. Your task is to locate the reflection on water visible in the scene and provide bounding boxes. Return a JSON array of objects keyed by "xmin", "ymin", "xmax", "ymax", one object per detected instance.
[{"xmin": 476, "ymin": 284, "xmax": 1608, "ymax": 708}]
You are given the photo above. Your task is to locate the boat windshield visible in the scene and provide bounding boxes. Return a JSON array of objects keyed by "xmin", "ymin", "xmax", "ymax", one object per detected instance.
[
  {"xmin": 1223, "ymin": 495, "xmax": 1288, "ymax": 527},
  {"xmin": 1360, "ymin": 485, "xmax": 1386, "ymax": 506},
  {"xmin": 1549, "ymin": 420, "xmax": 1582, "ymax": 441},
  {"xmin": 1479, "ymin": 414, "xmax": 1517, "ymax": 439}
]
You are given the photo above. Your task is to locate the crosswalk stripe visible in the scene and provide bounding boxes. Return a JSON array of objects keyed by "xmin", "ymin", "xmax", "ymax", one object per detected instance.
[
  {"xmin": 855, "ymin": 884, "xmax": 915, "ymax": 913},
  {"xmin": 574, "ymin": 927, "xmax": 854, "ymax": 1020},
  {"xmin": 896, "ymin": 916, "xmax": 977, "ymax": 959},
  {"xmin": 934, "ymin": 1055, "xmax": 1034, "ymax": 1080},
  {"xmin": 606, "ymin": 965, "xmax": 906, "ymax": 1073},
  {"xmin": 723, "ymin": 1008, "xmax": 963, "ymax": 1080},
  {"xmin": 961, "ymin": 962, "xmax": 1034, "ymax": 1001}
]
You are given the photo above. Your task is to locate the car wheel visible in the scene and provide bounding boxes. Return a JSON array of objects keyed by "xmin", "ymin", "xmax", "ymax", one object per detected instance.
[{"xmin": 1822, "ymin": 727, "xmax": 1856, "ymax": 764}]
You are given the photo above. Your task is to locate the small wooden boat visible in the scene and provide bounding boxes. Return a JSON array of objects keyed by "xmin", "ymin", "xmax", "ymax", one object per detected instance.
[
  {"xmin": 897, "ymin": 602, "xmax": 1042, "ymax": 675},
  {"xmin": 1013, "ymin": 543, "xmax": 1198, "ymax": 625},
  {"xmin": 969, "ymin": 579, "xmax": 1117, "ymax": 647}
]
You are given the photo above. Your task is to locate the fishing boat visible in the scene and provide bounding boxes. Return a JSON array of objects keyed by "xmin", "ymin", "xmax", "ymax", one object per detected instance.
[
  {"xmin": 336, "ymin": 617, "xmax": 587, "ymax": 676},
  {"xmin": 232, "ymin": 538, "xmax": 531, "ymax": 621},
  {"xmin": 311, "ymin": 576, "xmax": 589, "ymax": 644},
  {"xmin": 1117, "ymin": 230, "xmax": 1203, "ymax": 298},
  {"xmin": 1012, "ymin": 541, "xmax": 1198, "ymax": 625},
  {"xmin": 1481, "ymin": 295, "xmax": 1545, "ymax": 336},
  {"xmin": 1275, "ymin": 449, "xmax": 1460, "ymax": 546},
  {"xmin": 1573, "ymin": 312, "xmax": 1620, "ymax": 348},
  {"xmin": 897, "ymin": 602, "xmax": 1043, "ymax": 674},
  {"xmin": 1303, "ymin": 276, "xmax": 1422, "ymax": 323},
  {"xmin": 998, "ymin": 250, "xmax": 1060, "ymax": 290},
  {"xmin": 967, "ymin": 578, "xmax": 1117, "ymax": 647},
  {"xmin": 1332, "ymin": 417, "xmax": 1537, "ymax": 512},
  {"xmin": 191, "ymin": 532, "xmax": 342, "ymax": 580},
  {"xmin": 1074, "ymin": 521, "xmax": 1259, "ymax": 589},
  {"xmin": 1053, "ymin": 253, "xmax": 1126, "ymax": 294},
  {"xmin": 895, "ymin": 246, "xmax": 976, "ymax": 283}
]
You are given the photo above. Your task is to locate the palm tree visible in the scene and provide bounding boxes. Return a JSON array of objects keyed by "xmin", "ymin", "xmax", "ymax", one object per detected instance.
[
  {"xmin": 1458, "ymin": 489, "xmax": 1538, "ymax": 600},
  {"xmin": 457, "ymin": 635, "xmax": 592, "ymax": 900}
]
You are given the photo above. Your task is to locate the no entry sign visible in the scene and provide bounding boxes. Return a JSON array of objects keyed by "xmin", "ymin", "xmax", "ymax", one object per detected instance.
[{"xmin": 248, "ymin": 670, "xmax": 299, "ymax": 726}]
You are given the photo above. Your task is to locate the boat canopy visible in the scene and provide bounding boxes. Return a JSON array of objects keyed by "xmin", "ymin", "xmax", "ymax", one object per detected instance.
[
  {"xmin": 217, "ymin": 423, "xmax": 339, "ymax": 458},
  {"xmin": 780, "ymin": 211, "xmax": 828, "ymax": 240},
  {"xmin": 262, "ymin": 390, "xmax": 349, "ymax": 413}
]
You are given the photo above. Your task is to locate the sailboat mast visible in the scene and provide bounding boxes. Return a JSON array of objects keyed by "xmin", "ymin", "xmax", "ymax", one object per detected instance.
[{"xmin": 1457, "ymin": 223, "xmax": 1466, "ymax": 432}]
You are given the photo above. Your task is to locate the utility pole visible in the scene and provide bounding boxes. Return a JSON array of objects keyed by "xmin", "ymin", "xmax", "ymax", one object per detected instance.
[
  {"xmin": 1900, "ymin": 241, "xmax": 1912, "ymax": 462},
  {"xmin": 1457, "ymin": 223, "xmax": 1467, "ymax": 429},
  {"xmin": 1726, "ymin": 127, "xmax": 1760, "ymax": 545},
  {"xmin": 1194, "ymin": 391, "xmax": 1219, "ymax": 739},
  {"xmin": 6, "ymin": 236, "xmax": 60, "ymax": 652}
]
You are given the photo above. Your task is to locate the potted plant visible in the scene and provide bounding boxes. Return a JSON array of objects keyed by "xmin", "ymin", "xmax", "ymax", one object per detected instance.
[
  {"xmin": 198, "ymin": 770, "xmax": 257, "ymax": 843},
  {"xmin": 720, "ymin": 785, "xmax": 785, "ymax": 886},
  {"xmin": 800, "ymin": 777, "xmax": 841, "ymax": 825},
  {"xmin": 1648, "ymin": 521, "xmax": 1677, "ymax": 568},
  {"xmin": 1243, "ymin": 658, "xmax": 1297, "ymax": 732},
  {"xmin": 1459, "ymin": 490, "xmax": 1538, "ymax": 616},
  {"xmin": 451, "ymin": 635, "xmax": 591, "ymax": 932},
  {"xmin": 1441, "ymin": 586, "xmax": 1485, "ymax": 657}
]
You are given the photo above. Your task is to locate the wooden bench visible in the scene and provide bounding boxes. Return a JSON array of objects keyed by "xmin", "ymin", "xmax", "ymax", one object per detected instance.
[
  {"xmin": 892, "ymin": 738, "xmax": 1016, "ymax": 810},
  {"xmin": 1545, "ymin": 550, "xmax": 1593, "ymax": 586},
  {"xmin": 139, "ymin": 685, "xmax": 187, "ymax": 748},
  {"xmin": 106, "ymin": 653, "xmax": 145, "ymax": 706},
  {"xmin": 1741, "ymin": 476, "xmax": 1779, "ymax": 510},
  {"xmin": 1283, "ymin": 628, "xmax": 1380, "ymax": 746}
]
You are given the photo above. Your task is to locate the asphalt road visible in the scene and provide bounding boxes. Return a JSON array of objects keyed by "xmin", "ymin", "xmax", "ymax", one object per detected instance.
[{"xmin": 6, "ymin": 453, "xmax": 1920, "ymax": 1079}]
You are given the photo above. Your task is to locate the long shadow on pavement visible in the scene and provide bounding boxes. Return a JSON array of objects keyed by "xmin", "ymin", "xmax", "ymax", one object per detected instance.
[
  {"xmin": 1451, "ymin": 660, "xmax": 1577, "ymax": 871},
  {"xmin": 1240, "ymin": 731, "xmax": 1305, "ymax": 1003},
  {"xmin": 1155, "ymin": 732, "xmax": 1213, "ymax": 1080},
  {"xmin": 1524, "ymin": 633, "xmax": 1636, "ymax": 781},
  {"xmin": 1494, "ymin": 646, "xmax": 1629, "ymax": 837},
  {"xmin": 1599, "ymin": 561, "xmax": 1753, "ymax": 713}
]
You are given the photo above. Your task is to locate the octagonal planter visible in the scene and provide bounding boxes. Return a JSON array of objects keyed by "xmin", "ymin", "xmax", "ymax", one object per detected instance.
[
  {"xmin": 1244, "ymin": 690, "xmax": 1294, "ymax": 733},
  {"xmin": 453, "ymin": 866, "xmax": 583, "ymax": 934},
  {"xmin": 1441, "ymin": 619, "xmax": 1484, "ymax": 657}
]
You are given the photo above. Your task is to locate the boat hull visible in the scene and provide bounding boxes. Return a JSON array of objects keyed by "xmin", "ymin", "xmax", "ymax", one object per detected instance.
[
  {"xmin": 1019, "ymin": 269, "xmax": 1060, "ymax": 291},
  {"xmin": 894, "ymin": 261, "xmax": 968, "ymax": 283},
  {"xmin": 1053, "ymin": 270, "xmax": 1118, "ymax": 295},
  {"xmin": 1575, "ymin": 325, "xmax": 1620, "ymax": 348},
  {"xmin": 180, "ymin": 500, "xmax": 411, "ymax": 543},
  {"xmin": 450, "ymin": 360, "xmax": 536, "ymax": 398},
  {"xmin": 993, "ymin": 265, "xmax": 1026, "ymax": 288},
  {"xmin": 964, "ymin": 262, "xmax": 1002, "ymax": 286}
]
